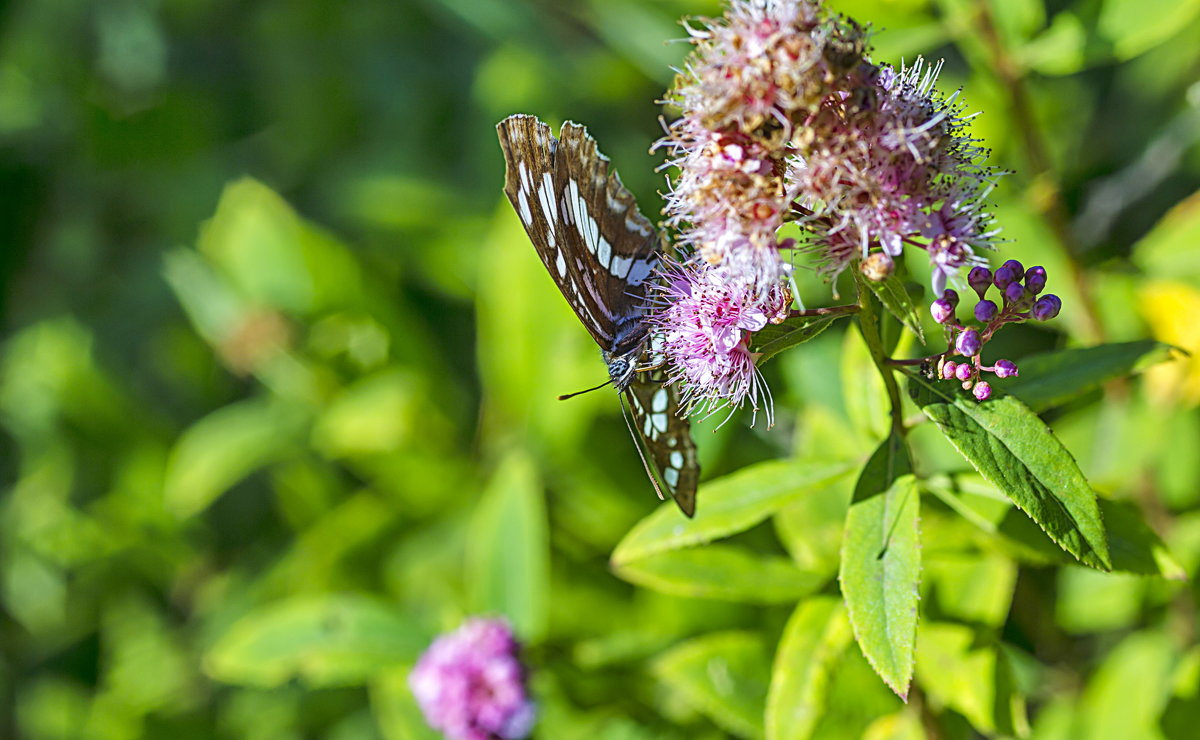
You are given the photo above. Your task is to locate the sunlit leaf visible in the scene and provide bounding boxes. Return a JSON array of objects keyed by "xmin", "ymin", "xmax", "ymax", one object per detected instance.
[
  {"xmin": 765, "ymin": 597, "xmax": 852, "ymax": 740},
  {"xmin": 774, "ymin": 472, "xmax": 853, "ymax": 579},
  {"xmin": 653, "ymin": 632, "xmax": 770, "ymax": 738},
  {"xmin": 613, "ymin": 545, "xmax": 826, "ymax": 603},
  {"xmin": 909, "ymin": 374, "xmax": 1112, "ymax": 570},
  {"xmin": 204, "ymin": 595, "xmax": 426, "ymax": 688},
  {"xmin": 612, "ymin": 460, "xmax": 854, "ymax": 566},
  {"xmin": 1076, "ymin": 632, "xmax": 1175, "ymax": 739},
  {"xmin": 915, "ymin": 622, "xmax": 1028, "ymax": 736},
  {"xmin": 751, "ymin": 314, "xmax": 840, "ymax": 364},
  {"xmin": 1098, "ymin": 0, "xmax": 1200, "ymax": 60},
  {"xmin": 466, "ymin": 452, "xmax": 550, "ymax": 640},
  {"xmin": 865, "ymin": 274, "xmax": 924, "ymax": 343},
  {"xmin": 840, "ymin": 435, "xmax": 920, "ymax": 699}
]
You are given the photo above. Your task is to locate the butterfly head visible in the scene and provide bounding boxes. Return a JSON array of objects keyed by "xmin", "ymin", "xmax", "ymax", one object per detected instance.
[{"xmin": 605, "ymin": 353, "xmax": 637, "ymax": 391}]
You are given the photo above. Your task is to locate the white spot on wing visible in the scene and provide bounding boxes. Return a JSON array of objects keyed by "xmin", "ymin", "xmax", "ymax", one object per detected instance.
[
  {"xmin": 538, "ymin": 173, "xmax": 556, "ymax": 234},
  {"xmin": 643, "ymin": 414, "xmax": 654, "ymax": 438},
  {"xmin": 626, "ymin": 216, "xmax": 652, "ymax": 236},
  {"xmin": 627, "ymin": 259, "xmax": 654, "ymax": 286},
  {"xmin": 651, "ymin": 388, "xmax": 668, "ymax": 413},
  {"xmin": 664, "ymin": 468, "xmax": 679, "ymax": 487},
  {"xmin": 518, "ymin": 160, "xmax": 531, "ymax": 191},
  {"xmin": 610, "ymin": 254, "xmax": 632, "ymax": 279},
  {"xmin": 596, "ymin": 237, "xmax": 612, "ymax": 268},
  {"xmin": 651, "ymin": 413, "xmax": 667, "ymax": 434},
  {"xmin": 555, "ymin": 249, "xmax": 567, "ymax": 277},
  {"xmin": 670, "ymin": 451, "xmax": 684, "ymax": 469},
  {"xmin": 517, "ymin": 189, "xmax": 533, "ymax": 226}
]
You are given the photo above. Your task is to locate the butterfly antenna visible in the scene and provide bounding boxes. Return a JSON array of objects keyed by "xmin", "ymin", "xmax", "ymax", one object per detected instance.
[
  {"xmin": 618, "ymin": 392, "xmax": 667, "ymax": 501},
  {"xmin": 557, "ymin": 378, "xmax": 613, "ymax": 401}
]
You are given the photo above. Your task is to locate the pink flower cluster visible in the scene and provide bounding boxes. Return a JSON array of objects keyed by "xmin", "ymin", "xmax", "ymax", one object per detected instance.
[
  {"xmin": 648, "ymin": 261, "xmax": 790, "ymax": 425},
  {"xmin": 409, "ymin": 618, "xmax": 535, "ymax": 740},
  {"xmin": 791, "ymin": 59, "xmax": 999, "ymax": 293}
]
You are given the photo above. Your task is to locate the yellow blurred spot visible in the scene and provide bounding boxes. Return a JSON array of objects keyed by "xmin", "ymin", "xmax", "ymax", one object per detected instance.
[{"xmin": 1140, "ymin": 280, "xmax": 1200, "ymax": 405}]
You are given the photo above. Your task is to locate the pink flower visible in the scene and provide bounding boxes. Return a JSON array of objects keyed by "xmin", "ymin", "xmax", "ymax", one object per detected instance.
[
  {"xmin": 648, "ymin": 261, "xmax": 790, "ymax": 426},
  {"xmin": 409, "ymin": 618, "xmax": 535, "ymax": 740}
]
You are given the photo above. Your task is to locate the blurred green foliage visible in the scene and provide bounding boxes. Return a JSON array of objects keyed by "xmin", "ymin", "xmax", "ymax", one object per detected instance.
[{"xmin": 1, "ymin": 0, "xmax": 1199, "ymax": 738}]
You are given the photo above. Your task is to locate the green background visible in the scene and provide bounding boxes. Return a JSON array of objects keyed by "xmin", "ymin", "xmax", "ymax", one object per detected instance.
[{"xmin": 2, "ymin": 0, "xmax": 1199, "ymax": 738}]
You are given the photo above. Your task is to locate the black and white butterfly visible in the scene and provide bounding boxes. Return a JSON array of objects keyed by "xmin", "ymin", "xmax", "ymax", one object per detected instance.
[{"xmin": 496, "ymin": 114, "xmax": 700, "ymax": 517}]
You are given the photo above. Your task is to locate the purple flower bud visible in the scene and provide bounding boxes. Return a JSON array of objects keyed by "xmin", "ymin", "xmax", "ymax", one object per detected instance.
[
  {"xmin": 1003, "ymin": 281, "xmax": 1026, "ymax": 305},
  {"xmin": 941, "ymin": 289, "xmax": 960, "ymax": 308},
  {"xmin": 955, "ymin": 363, "xmax": 973, "ymax": 381},
  {"xmin": 993, "ymin": 266, "xmax": 1017, "ymax": 290},
  {"xmin": 994, "ymin": 359, "xmax": 1018, "ymax": 378},
  {"xmin": 973, "ymin": 381, "xmax": 992, "ymax": 401},
  {"xmin": 968, "ymin": 267, "xmax": 992, "ymax": 298},
  {"xmin": 974, "ymin": 299, "xmax": 998, "ymax": 322},
  {"xmin": 1032, "ymin": 294, "xmax": 1062, "ymax": 321},
  {"xmin": 1002, "ymin": 259, "xmax": 1024, "ymax": 277},
  {"xmin": 942, "ymin": 360, "xmax": 958, "ymax": 380},
  {"xmin": 931, "ymin": 297, "xmax": 955, "ymax": 324},
  {"xmin": 956, "ymin": 329, "xmax": 982, "ymax": 356},
  {"xmin": 1024, "ymin": 266, "xmax": 1047, "ymax": 295},
  {"xmin": 410, "ymin": 619, "xmax": 536, "ymax": 740}
]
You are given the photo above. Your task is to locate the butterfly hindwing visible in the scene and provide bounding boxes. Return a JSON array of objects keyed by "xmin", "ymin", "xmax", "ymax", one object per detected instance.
[{"xmin": 624, "ymin": 371, "xmax": 699, "ymax": 517}]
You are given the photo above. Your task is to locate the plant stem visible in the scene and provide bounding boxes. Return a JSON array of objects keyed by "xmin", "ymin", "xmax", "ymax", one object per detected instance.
[
  {"xmin": 788, "ymin": 304, "xmax": 860, "ymax": 319},
  {"xmin": 854, "ymin": 272, "xmax": 907, "ymax": 437}
]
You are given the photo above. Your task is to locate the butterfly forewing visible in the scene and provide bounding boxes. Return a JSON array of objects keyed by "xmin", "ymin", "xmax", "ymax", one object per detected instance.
[
  {"xmin": 624, "ymin": 372, "xmax": 699, "ymax": 517},
  {"xmin": 497, "ymin": 113, "xmax": 700, "ymax": 517},
  {"xmin": 498, "ymin": 115, "xmax": 660, "ymax": 356}
]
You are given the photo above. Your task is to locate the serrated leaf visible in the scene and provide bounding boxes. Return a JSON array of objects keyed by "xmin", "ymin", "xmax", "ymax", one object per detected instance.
[
  {"xmin": 998, "ymin": 498, "xmax": 1186, "ymax": 578},
  {"xmin": 840, "ymin": 436, "xmax": 920, "ymax": 699},
  {"xmin": 865, "ymin": 275, "xmax": 924, "ymax": 343},
  {"xmin": 1001, "ymin": 340, "xmax": 1176, "ymax": 411},
  {"xmin": 204, "ymin": 595, "xmax": 426, "ymax": 688},
  {"xmin": 765, "ymin": 597, "xmax": 853, "ymax": 740},
  {"xmin": 466, "ymin": 452, "xmax": 550, "ymax": 640},
  {"xmin": 653, "ymin": 632, "xmax": 770, "ymax": 738},
  {"xmin": 612, "ymin": 460, "xmax": 853, "ymax": 566},
  {"xmin": 909, "ymin": 374, "xmax": 1111, "ymax": 570},
  {"xmin": 613, "ymin": 545, "xmax": 826, "ymax": 603},
  {"xmin": 751, "ymin": 314, "xmax": 839, "ymax": 364}
]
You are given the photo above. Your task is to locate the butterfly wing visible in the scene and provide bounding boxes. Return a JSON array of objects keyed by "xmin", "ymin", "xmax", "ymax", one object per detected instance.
[
  {"xmin": 623, "ymin": 371, "xmax": 700, "ymax": 517},
  {"xmin": 497, "ymin": 114, "xmax": 661, "ymax": 358}
]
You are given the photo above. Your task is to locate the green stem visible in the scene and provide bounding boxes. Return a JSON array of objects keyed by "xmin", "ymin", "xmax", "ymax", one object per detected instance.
[
  {"xmin": 788, "ymin": 304, "xmax": 860, "ymax": 319},
  {"xmin": 854, "ymin": 272, "xmax": 907, "ymax": 438}
]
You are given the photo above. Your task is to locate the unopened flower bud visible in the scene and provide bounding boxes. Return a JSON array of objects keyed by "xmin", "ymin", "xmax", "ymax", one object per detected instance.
[
  {"xmin": 994, "ymin": 359, "xmax": 1018, "ymax": 378},
  {"xmin": 956, "ymin": 329, "xmax": 982, "ymax": 356},
  {"xmin": 1001, "ymin": 259, "xmax": 1024, "ymax": 276},
  {"xmin": 1003, "ymin": 281, "xmax": 1026, "ymax": 305},
  {"xmin": 1032, "ymin": 294, "xmax": 1061, "ymax": 321},
  {"xmin": 973, "ymin": 381, "xmax": 992, "ymax": 401},
  {"xmin": 993, "ymin": 266, "xmax": 1017, "ymax": 290},
  {"xmin": 1024, "ymin": 266, "xmax": 1047, "ymax": 295},
  {"xmin": 931, "ymin": 297, "xmax": 956, "ymax": 324},
  {"xmin": 942, "ymin": 360, "xmax": 958, "ymax": 380},
  {"xmin": 860, "ymin": 252, "xmax": 894, "ymax": 282},
  {"xmin": 968, "ymin": 267, "xmax": 992, "ymax": 298},
  {"xmin": 974, "ymin": 299, "xmax": 998, "ymax": 322},
  {"xmin": 941, "ymin": 289, "xmax": 960, "ymax": 308},
  {"xmin": 955, "ymin": 363, "xmax": 973, "ymax": 381}
]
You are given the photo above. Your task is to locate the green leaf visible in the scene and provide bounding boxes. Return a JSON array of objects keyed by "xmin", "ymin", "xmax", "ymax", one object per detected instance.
[
  {"xmin": 1102, "ymin": 499, "xmax": 1188, "ymax": 579},
  {"xmin": 613, "ymin": 545, "xmax": 826, "ymax": 603},
  {"xmin": 466, "ymin": 452, "xmax": 550, "ymax": 640},
  {"xmin": 914, "ymin": 623, "xmax": 1028, "ymax": 737},
  {"xmin": 774, "ymin": 472, "xmax": 854, "ymax": 579},
  {"xmin": 371, "ymin": 666, "xmax": 441, "ymax": 740},
  {"xmin": 840, "ymin": 436, "xmax": 920, "ymax": 699},
  {"xmin": 653, "ymin": 632, "xmax": 770, "ymax": 739},
  {"xmin": 1077, "ymin": 632, "xmax": 1175, "ymax": 740},
  {"xmin": 751, "ymin": 314, "xmax": 839, "ymax": 364},
  {"xmin": 164, "ymin": 398, "xmax": 309, "ymax": 518},
  {"xmin": 612, "ymin": 460, "xmax": 854, "ymax": 566},
  {"xmin": 765, "ymin": 597, "xmax": 853, "ymax": 740},
  {"xmin": 925, "ymin": 553, "xmax": 1018, "ymax": 628},
  {"xmin": 204, "ymin": 595, "xmax": 426, "ymax": 688},
  {"xmin": 909, "ymin": 374, "xmax": 1112, "ymax": 570},
  {"xmin": 865, "ymin": 274, "xmax": 924, "ymax": 344},
  {"xmin": 841, "ymin": 328, "xmax": 890, "ymax": 442},
  {"xmin": 1098, "ymin": 0, "xmax": 1200, "ymax": 61},
  {"xmin": 1134, "ymin": 190, "xmax": 1200, "ymax": 281},
  {"xmin": 852, "ymin": 433, "xmax": 913, "ymax": 505},
  {"xmin": 1001, "ymin": 340, "xmax": 1176, "ymax": 411}
]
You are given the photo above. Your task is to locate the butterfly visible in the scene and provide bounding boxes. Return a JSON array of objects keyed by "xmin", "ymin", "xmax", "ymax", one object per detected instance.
[{"xmin": 496, "ymin": 114, "xmax": 700, "ymax": 517}]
